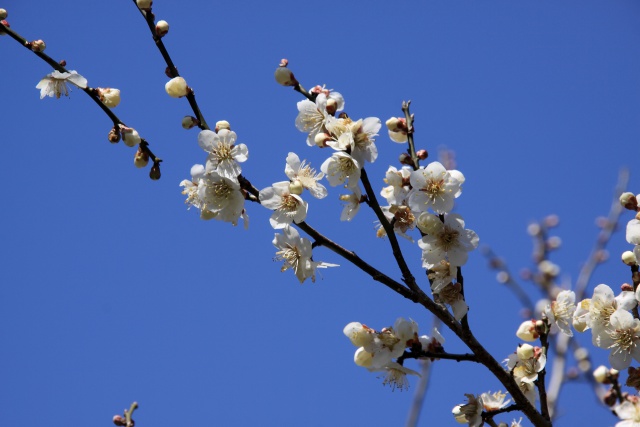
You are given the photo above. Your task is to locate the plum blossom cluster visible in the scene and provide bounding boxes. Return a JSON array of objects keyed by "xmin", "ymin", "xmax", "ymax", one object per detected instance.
[
  {"xmin": 179, "ymin": 121, "xmax": 248, "ymax": 227},
  {"xmin": 272, "ymin": 226, "xmax": 337, "ymax": 284},
  {"xmin": 343, "ymin": 318, "xmax": 444, "ymax": 391},
  {"xmin": 452, "ymin": 391, "xmax": 510, "ymax": 427}
]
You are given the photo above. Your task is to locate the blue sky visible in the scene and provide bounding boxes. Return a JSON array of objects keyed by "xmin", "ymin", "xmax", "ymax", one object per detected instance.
[{"xmin": 1, "ymin": 1, "xmax": 640, "ymax": 426}]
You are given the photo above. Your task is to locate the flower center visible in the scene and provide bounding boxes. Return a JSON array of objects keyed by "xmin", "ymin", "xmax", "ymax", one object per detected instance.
[
  {"xmin": 213, "ymin": 142, "xmax": 233, "ymax": 162},
  {"xmin": 610, "ymin": 328, "xmax": 637, "ymax": 352},
  {"xmin": 279, "ymin": 194, "xmax": 299, "ymax": 213},
  {"xmin": 439, "ymin": 226, "xmax": 459, "ymax": 251}
]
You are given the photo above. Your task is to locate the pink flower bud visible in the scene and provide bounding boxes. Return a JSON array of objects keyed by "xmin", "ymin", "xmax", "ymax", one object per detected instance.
[
  {"xmin": 30, "ymin": 39, "xmax": 46, "ymax": 52},
  {"xmin": 0, "ymin": 20, "xmax": 9, "ymax": 36},
  {"xmin": 155, "ymin": 20, "xmax": 169, "ymax": 37},
  {"xmin": 416, "ymin": 149, "xmax": 428, "ymax": 160},
  {"xmin": 113, "ymin": 415, "xmax": 126, "ymax": 426},
  {"xmin": 325, "ymin": 98, "xmax": 337, "ymax": 115}
]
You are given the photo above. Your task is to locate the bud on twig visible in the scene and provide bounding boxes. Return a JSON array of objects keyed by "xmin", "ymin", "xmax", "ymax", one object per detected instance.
[
  {"xmin": 0, "ymin": 9, "xmax": 7, "ymax": 20},
  {"xmin": 30, "ymin": 39, "xmax": 46, "ymax": 52},
  {"xmin": 274, "ymin": 59, "xmax": 298, "ymax": 87},
  {"xmin": 112, "ymin": 415, "xmax": 126, "ymax": 426},
  {"xmin": 215, "ymin": 120, "xmax": 230, "ymax": 132},
  {"xmin": 150, "ymin": 161, "xmax": 161, "ymax": 180},
  {"xmin": 134, "ymin": 148, "xmax": 149, "ymax": 168},
  {"xmin": 622, "ymin": 251, "xmax": 638, "ymax": 266},
  {"xmin": 97, "ymin": 88, "xmax": 121, "ymax": 108},
  {"xmin": 120, "ymin": 126, "xmax": 141, "ymax": 147},
  {"xmin": 165, "ymin": 77, "xmax": 189, "ymax": 98},
  {"xmin": 136, "ymin": 0, "xmax": 152, "ymax": 10},
  {"xmin": 181, "ymin": 116, "xmax": 199, "ymax": 129},
  {"xmin": 155, "ymin": 20, "xmax": 169, "ymax": 37},
  {"xmin": 620, "ymin": 192, "xmax": 638, "ymax": 211}
]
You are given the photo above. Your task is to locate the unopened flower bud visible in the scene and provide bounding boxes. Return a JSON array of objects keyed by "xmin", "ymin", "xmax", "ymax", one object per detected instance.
[
  {"xmin": 594, "ymin": 366, "xmax": 612, "ymax": 384},
  {"xmin": 181, "ymin": 116, "xmax": 198, "ymax": 129},
  {"xmin": 108, "ymin": 127, "xmax": 121, "ymax": 143},
  {"xmin": 603, "ymin": 389, "xmax": 618, "ymax": 407},
  {"xmin": 97, "ymin": 88, "xmax": 121, "ymax": 108},
  {"xmin": 134, "ymin": 148, "xmax": 149, "ymax": 168},
  {"xmin": 0, "ymin": 20, "xmax": 9, "ymax": 36},
  {"xmin": 136, "ymin": 0, "xmax": 152, "ymax": 10},
  {"xmin": 622, "ymin": 251, "xmax": 638, "ymax": 266},
  {"xmin": 517, "ymin": 343, "xmax": 535, "ymax": 360},
  {"xmin": 0, "ymin": 9, "xmax": 7, "ymax": 20},
  {"xmin": 354, "ymin": 347, "xmax": 373, "ymax": 367},
  {"xmin": 120, "ymin": 126, "xmax": 141, "ymax": 147},
  {"xmin": 516, "ymin": 320, "xmax": 538, "ymax": 342},
  {"xmin": 386, "ymin": 117, "xmax": 406, "ymax": 132},
  {"xmin": 325, "ymin": 98, "xmax": 338, "ymax": 115},
  {"xmin": 538, "ymin": 260, "xmax": 560, "ymax": 276},
  {"xmin": 274, "ymin": 59, "xmax": 298, "ymax": 86},
  {"xmin": 399, "ymin": 152, "xmax": 413, "ymax": 165},
  {"xmin": 150, "ymin": 162, "xmax": 161, "ymax": 180},
  {"xmin": 621, "ymin": 283, "xmax": 634, "ymax": 292},
  {"xmin": 30, "ymin": 39, "xmax": 46, "ymax": 52},
  {"xmin": 113, "ymin": 415, "xmax": 126, "ymax": 426},
  {"xmin": 289, "ymin": 180, "xmax": 303, "ymax": 195},
  {"xmin": 416, "ymin": 149, "xmax": 428, "ymax": 160},
  {"xmin": 215, "ymin": 120, "xmax": 230, "ymax": 132},
  {"xmin": 165, "ymin": 76, "xmax": 188, "ymax": 98},
  {"xmin": 544, "ymin": 214, "xmax": 560, "ymax": 227},
  {"xmin": 620, "ymin": 192, "xmax": 638, "ymax": 210},
  {"xmin": 155, "ymin": 20, "xmax": 169, "ymax": 37},
  {"xmin": 314, "ymin": 132, "xmax": 330, "ymax": 147}
]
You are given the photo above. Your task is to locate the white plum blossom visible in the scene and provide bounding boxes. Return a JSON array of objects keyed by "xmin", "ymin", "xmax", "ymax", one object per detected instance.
[
  {"xmin": 515, "ymin": 319, "xmax": 539, "ymax": 342},
  {"xmin": 628, "ymin": 219, "xmax": 640, "ymax": 245},
  {"xmin": 321, "ymin": 151, "xmax": 361, "ymax": 188},
  {"xmin": 376, "ymin": 362, "xmax": 420, "ymax": 391},
  {"xmin": 36, "ymin": 70, "xmax": 87, "ymax": 99},
  {"xmin": 438, "ymin": 283, "xmax": 469, "ymax": 321},
  {"xmin": 409, "ymin": 161, "xmax": 464, "ymax": 214},
  {"xmin": 615, "ymin": 399, "xmax": 640, "ymax": 427},
  {"xmin": 597, "ymin": 309, "xmax": 640, "ymax": 370},
  {"xmin": 428, "ymin": 259, "xmax": 457, "ymax": 293},
  {"xmin": 295, "ymin": 97, "xmax": 334, "ymax": 146},
  {"xmin": 417, "ymin": 213, "xmax": 479, "ymax": 268},
  {"xmin": 452, "ymin": 394, "xmax": 482, "ymax": 427},
  {"xmin": 339, "ymin": 187, "xmax": 362, "ymax": 221},
  {"xmin": 379, "ymin": 205, "xmax": 417, "ymax": 241},
  {"xmin": 506, "ymin": 344, "xmax": 546, "ymax": 404},
  {"xmin": 573, "ymin": 284, "xmax": 636, "ymax": 347},
  {"xmin": 329, "ymin": 117, "xmax": 381, "ymax": 165},
  {"xmin": 284, "ymin": 152, "xmax": 327, "ymax": 199},
  {"xmin": 198, "ymin": 129, "xmax": 248, "ymax": 182},
  {"xmin": 381, "ymin": 166, "xmax": 412, "ymax": 205},
  {"xmin": 545, "ymin": 290, "xmax": 576, "ymax": 336},
  {"xmin": 273, "ymin": 226, "xmax": 336, "ymax": 283},
  {"xmin": 344, "ymin": 322, "xmax": 376, "ymax": 348},
  {"xmin": 179, "ymin": 165, "xmax": 246, "ymax": 226},
  {"xmin": 259, "ymin": 181, "xmax": 308, "ymax": 229},
  {"xmin": 311, "ymin": 86, "xmax": 345, "ymax": 112}
]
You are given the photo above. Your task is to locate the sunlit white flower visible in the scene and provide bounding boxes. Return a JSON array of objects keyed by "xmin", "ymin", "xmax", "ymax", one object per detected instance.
[
  {"xmin": 179, "ymin": 164, "xmax": 206, "ymax": 211},
  {"xmin": 597, "ymin": 309, "xmax": 640, "ymax": 370},
  {"xmin": 628, "ymin": 219, "xmax": 640, "ymax": 245},
  {"xmin": 615, "ymin": 399, "xmax": 640, "ymax": 427},
  {"xmin": 480, "ymin": 391, "xmax": 510, "ymax": 412},
  {"xmin": 344, "ymin": 322, "xmax": 376, "ymax": 348},
  {"xmin": 198, "ymin": 129, "xmax": 248, "ymax": 182},
  {"xmin": 260, "ymin": 181, "xmax": 308, "ymax": 229},
  {"xmin": 97, "ymin": 87, "xmax": 120, "ymax": 108},
  {"xmin": 320, "ymin": 151, "xmax": 361, "ymax": 188},
  {"xmin": 330, "ymin": 117, "xmax": 381, "ymax": 165},
  {"xmin": 573, "ymin": 284, "xmax": 636, "ymax": 343},
  {"xmin": 339, "ymin": 186, "xmax": 362, "ymax": 221},
  {"xmin": 386, "ymin": 117, "xmax": 408, "ymax": 143},
  {"xmin": 273, "ymin": 226, "xmax": 337, "ymax": 283},
  {"xmin": 507, "ymin": 344, "xmax": 546, "ymax": 404},
  {"xmin": 419, "ymin": 327, "xmax": 446, "ymax": 355},
  {"xmin": 515, "ymin": 319, "xmax": 539, "ymax": 342},
  {"xmin": 284, "ymin": 152, "xmax": 327, "ymax": 199},
  {"xmin": 381, "ymin": 166, "xmax": 412, "ymax": 205},
  {"xmin": 197, "ymin": 171, "xmax": 245, "ymax": 224},
  {"xmin": 409, "ymin": 161, "xmax": 464, "ymax": 214},
  {"xmin": 310, "ymin": 86, "xmax": 345, "ymax": 112},
  {"xmin": 165, "ymin": 76, "xmax": 189, "ymax": 98},
  {"xmin": 417, "ymin": 213, "xmax": 479, "ymax": 267},
  {"xmin": 36, "ymin": 70, "xmax": 87, "ymax": 99},
  {"xmin": 545, "ymin": 290, "xmax": 576, "ymax": 336},
  {"xmin": 381, "ymin": 205, "xmax": 417, "ymax": 241},
  {"xmin": 295, "ymin": 97, "xmax": 334, "ymax": 146}
]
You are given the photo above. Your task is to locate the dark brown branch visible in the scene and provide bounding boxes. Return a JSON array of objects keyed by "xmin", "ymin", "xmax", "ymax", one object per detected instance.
[{"xmin": 537, "ymin": 331, "xmax": 551, "ymax": 422}]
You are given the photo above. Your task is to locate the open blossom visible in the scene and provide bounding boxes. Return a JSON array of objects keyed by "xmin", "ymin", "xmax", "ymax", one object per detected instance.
[
  {"xmin": 273, "ymin": 226, "xmax": 336, "ymax": 283},
  {"xmin": 260, "ymin": 181, "xmax": 308, "ymax": 229},
  {"xmin": 417, "ymin": 213, "xmax": 479, "ymax": 267},
  {"xmin": 615, "ymin": 399, "xmax": 640, "ymax": 427},
  {"xmin": 339, "ymin": 186, "xmax": 362, "ymax": 221},
  {"xmin": 627, "ymin": 219, "xmax": 640, "ymax": 245},
  {"xmin": 452, "ymin": 394, "xmax": 482, "ymax": 427},
  {"xmin": 545, "ymin": 290, "xmax": 576, "ymax": 336},
  {"xmin": 328, "ymin": 117, "xmax": 381, "ymax": 165},
  {"xmin": 409, "ymin": 161, "xmax": 464, "ymax": 214},
  {"xmin": 438, "ymin": 283, "xmax": 468, "ymax": 321},
  {"xmin": 295, "ymin": 97, "xmax": 334, "ymax": 146},
  {"xmin": 507, "ymin": 344, "xmax": 546, "ymax": 404},
  {"xmin": 381, "ymin": 165, "xmax": 412, "ymax": 205},
  {"xmin": 573, "ymin": 284, "xmax": 636, "ymax": 345},
  {"xmin": 284, "ymin": 152, "xmax": 327, "ymax": 199},
  {"xmin": 320, "ymin": 151, "xmax": 361, "ymax": 188},
  {"xmin": 377, "ymin": 362, "xmax": 420, "ymax": 391},
  {"xmin": 597, "ymin": 309, "xmax": 640, "ymax": 370},
  {"xmin": 198, "ymin": 129, "xmax": 248, "ymax": 182},
  {"xmin": 428, "ymin": 259, "xmax": 457, "ymax": 293},
  {"xmin": 36, "ymin": 70, "xmax": 87, "ymax": 99}
]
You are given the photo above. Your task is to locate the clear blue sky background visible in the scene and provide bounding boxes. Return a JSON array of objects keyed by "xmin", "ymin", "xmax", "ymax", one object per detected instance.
[{"xmin": 1, "ymin": 1, "xmax": 640, "ymax": 426}]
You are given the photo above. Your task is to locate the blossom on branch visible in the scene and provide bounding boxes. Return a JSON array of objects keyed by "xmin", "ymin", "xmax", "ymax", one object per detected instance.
[
  {"xmin": 36, "ymin": 70, "xmax": 87, "ymax": 99},
  {"xmin": 417, "ymin": 213, "xmax": 479, "ymax": 268},
  {"xmin": 409, "ymin": 161, "xmax": 464, "ymax": 214},
  {"xmin": 284, "ymin": 152, "xmax": 327, "ymax": 199},
  {"xmin": 198, "ymin": 129, "xmax": 248, "ymax": 182},
  {"xmin": 259, "ymin": 181, "xmax": 308, "ymax": 229},
  {"xmin": 273, "ymin": 226, "xmax": 337, "ymax": 283},
  {"xmin": 320, "ymin": 151, "xmax": 361, "ymax": 188}
]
